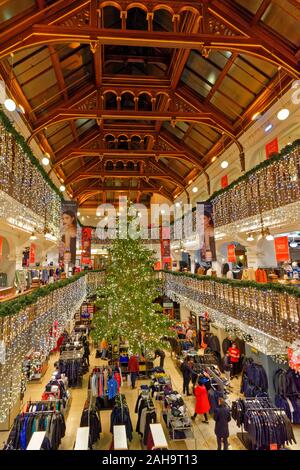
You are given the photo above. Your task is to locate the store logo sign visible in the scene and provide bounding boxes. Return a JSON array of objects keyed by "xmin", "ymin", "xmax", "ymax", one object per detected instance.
[{"xmin": 291, "ymin": 80, "xmax": 300, "ymax": 105}]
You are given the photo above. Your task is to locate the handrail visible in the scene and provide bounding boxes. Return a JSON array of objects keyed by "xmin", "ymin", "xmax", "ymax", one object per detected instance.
[{"xmin": 161, "ymin": 270, "xmax": 300, "ymax": 344}]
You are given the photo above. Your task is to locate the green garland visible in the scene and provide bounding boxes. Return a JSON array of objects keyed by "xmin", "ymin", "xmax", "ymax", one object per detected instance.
[
  {"xmin": 0, "ymin": 270, "xmax": 104, "ymax": 318},
  {"xmin": 162, "ymin": 269, "xmax": 300, "ymax": 299},
  {"xmin": 208, "ymin": 138, "xmax": 300, "ymax": 202},
  {"xmin": 0, "ymin": 107, "xmax": 64, "ymax": 201}
]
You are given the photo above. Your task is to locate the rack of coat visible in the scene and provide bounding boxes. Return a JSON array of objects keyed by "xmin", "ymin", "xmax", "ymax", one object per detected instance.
[
  {"xmin": 110, "ymin": 394, "xmax": 133, "ymax": 441},
  {"xmin": 232, "ymin": 397, "xmax": 296, "ymax": 450},
  {"xmin": 80, "ymin": 401, "xmax": 102, "ymax": 448},
  {"xmin": 4, "ymin": 410, "xmax": 66, "ymax": 450},
  {"xmin": 135, "ymin": 391, "xmax": 157, "ymax": 445},
  {"xmin": 274, "ymin": 368, "xmax": 300, "ymax": 424},
  {"xmin": 240, "ymin": 358, "xmax": 268, "ymax": 397},
  {"xmin": 57, "ymin": 356, "xmax": 84, "ymax": 387},
  {"xmin": 90, "ymin": 366, "xmax": 122, "ymax": 398},
  {"xmin": 22, "ymin": 399, "xmax": 65, "ymax": 413}
]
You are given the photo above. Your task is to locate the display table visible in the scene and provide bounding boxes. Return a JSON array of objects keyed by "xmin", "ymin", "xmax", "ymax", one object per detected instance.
[
  {"xmin": 26, "ymin": 431, "xmax": 46, "ymax": 450},
  {"xmin": 113, "ymin": 425, "xmax": 128, "ymax": 450},
  {"xmin": 149, "ymin": 423, "xmax": 168, "ymax": 449},
  {"xmin": 74, "ymin": 427, "xmax": 89, "ymax": 450}
]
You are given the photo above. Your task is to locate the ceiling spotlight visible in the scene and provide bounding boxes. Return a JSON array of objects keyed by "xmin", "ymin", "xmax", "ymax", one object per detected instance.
[
  {"xmin": 137, "ymin": 212, "xmax": 141, "ymax": 217},
  {"xmin": 264, "ymin": 228, "xmax": 274, "ymax": 241},
  {"xmin": 251, "ymin": 112, "xmax": 261, "ymax": 121},
  {"xmin": 192, "ymin": 187, "xmax": 198, "ymax": 193},
  {"xmin": 175, "ymin": 202, "xmax": 181, "ymax": 207},
  {"xmin": 19, "ymin": 104, "xmax": 25, "ymax": 114},
  {"xmin": 77, "ymin": 211, "xmax": 80, "ymax": 216},
  {"xmin": 277, "ymin": 108, "xmax": 289, "ymax": 121},
  {"xmin": 117, "ymin": 212, "xmax": 121, "ymax": 216},
  {"xmin": 264, "ymin": 123, "xmax": 273, "ymax": 132},
  {"xmin": 247, "ymin": 233, "xmax": 254, "ymax": 242},
  {"xmin": 59, "ymin": 185, "xmax": 65, "ymax": 192},
  {"xmin": 290, "ymin": 240, "xmax": 298, "ymax": 248},
  {"xmin": 221, "ymin": 160, "xmax": 229, "ymax": 169},
  {"xmin": 161, "ymin": 210, "xmax": 165, "ymax": 215},
  {"xmin": 81, "ymin": 216, "xmax": 85, "ymax": 221},
  {"xmin": 42, "ymin": 156, "xmax": 50, "ymax": 166},
  {"xmin": 4, "ymin": 98, "xmax": 16, "ymax": 112},
  {"xmin": 211, "ymin": 156, "xmax": 217, "ymax": 163},
  {"xmin": 188, "ymin": 180, "xmax": 193, "ymax": 185},
  {"xmin": 29, "ymin": 233, "xmax": 37, "ymax": 241}
]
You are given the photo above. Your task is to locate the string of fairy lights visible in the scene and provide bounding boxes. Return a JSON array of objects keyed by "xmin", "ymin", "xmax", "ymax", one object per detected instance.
[
  {"xmin": 0, "ymin": 121, "xmax": 60, "ymax": 237},
  {"xmin": 163, "ymin": 272, "xmax": 299, "ymax": 346}
]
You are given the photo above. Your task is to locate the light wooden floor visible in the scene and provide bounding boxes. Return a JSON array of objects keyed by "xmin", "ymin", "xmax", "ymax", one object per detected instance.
[{"xmin": 1, "ymin": 346, "xmax": 300, "ymax": 450}]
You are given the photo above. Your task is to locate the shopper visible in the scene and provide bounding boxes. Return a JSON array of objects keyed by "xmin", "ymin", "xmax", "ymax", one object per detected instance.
[
  {"xmin": 100, "ymin": 338, "xmax": 108, "ymax": 359},
  {"xmin": 181, "ymin": 357, "xmax": 192, "ymax": 396},
  {"xmin": 228, "ymin": 342, "xmax": 240, "ymax": 378},
  {"xmin": 128, "ymin": 354, "xmax": 139, "ymax": 389},
  {"xmin": 223, "ymin": 352, "xmax": 232, "ymax": 383},
  {"xmin": 153, "ymin": 348, "xmax": 166, "ymax": 369},
  {"xmin": 82, "ymin": 337, "xmax": 90, "ymax": 367},
  {"xmin": 214, "ymin": 398, "xmax": 231, "ymax": 450},
  {"xmin": 192, "ymin": 380, "xmax": 210, "ymax": 423}
]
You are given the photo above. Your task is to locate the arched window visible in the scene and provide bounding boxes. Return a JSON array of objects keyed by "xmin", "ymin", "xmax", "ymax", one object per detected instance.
[
  {"xmin": 118, "ymin": 135, "xmax": 128, "ymax": 149},
  {"xmin": 131, "ymin": 135, "xmax": 141, "ymax": 150},
  {"xmin": 138, "ymin": 93, "xmax": 152, "ymax": 111},
  {"xmin": 116, "ymin": 161, "xmax": 124, "ymax": 171},
  {"xmin": 121, "ymin": 92, "xmax": 135, "ymax": 110},
  {"xmin": 105, "ymin": 134, "xmax": 115, "ymax": 149},
  {"xmin": 106, "ymin": 161, "xmax": 114, "ymax": 170},
  {"xmin": 102, "ymin": 6, "xmax": 121, "ymax": 28},
  {"xmin": 127, "ymin": 7, "xmax": 147, "ymax": 30},
  {"xmin": 153, "ymin": 9, "xmax": 173, "ymax": 32},
  {"xmin": 104, "ymin": 92, "xmax": 118, "ymax": 110}
]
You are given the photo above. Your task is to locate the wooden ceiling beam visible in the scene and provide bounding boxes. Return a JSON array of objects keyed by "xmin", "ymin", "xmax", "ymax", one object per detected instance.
[
  {"xmin": 250, "ymin": 0, "xmax": 272, "ymax": 26},
  {"xmin": 205, "ymin": 51, "xmax": 238, "ymax": 102},
  {"xmin": 1, "ymin": 25, "xmax": 298, "ymax": 77},
  {"xmin": 66, "ymin": 172, "xmax": 182, "ymax": 187}
]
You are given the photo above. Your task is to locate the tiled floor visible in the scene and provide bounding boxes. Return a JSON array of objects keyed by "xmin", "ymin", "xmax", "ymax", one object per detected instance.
[{"xmin": 1, "ymin": 347, "xmax": 300, "ymax": 450}]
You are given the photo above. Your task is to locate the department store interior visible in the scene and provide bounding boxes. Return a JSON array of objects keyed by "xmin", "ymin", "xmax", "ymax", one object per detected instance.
[{"xmin": 0, "ymin": 0, "xmax": 300, "ymax": 454}]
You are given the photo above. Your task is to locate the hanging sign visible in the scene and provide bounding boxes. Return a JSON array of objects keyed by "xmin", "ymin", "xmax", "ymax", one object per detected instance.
[
  {"xmin": 29, "ymin": 243, "xmax": 36, "ymax": 265},
  {"xmin": 274, "ymin": 236, "xmax": 289, "ymax": 262},
  {"xmin": 198, "ymin": 202, "xmax": 217, "ymax": 262},
  {"xmin": 59, "ymin": 201, "xmax": 78, "ymax": 266},
  {"xmin": 265, "ymin": 137, "xmax": 279, "ymax": 159},
  {"xmin": 81, "ymin": 227, "xmax": 92, "ymax": 266},
  {"xmin": 227, "ymin": 244, "xmax": 236, "ymax": 263},
  {"xmin": 221, "ymin": 175, "xmax": 228, "ymax": 188},
  {"xmin": 160, "ymin": 226, "xmax": 172, "ymax": 270},
  {"xmin": 0, "ymin": 236, "xmax": 2, "ymax": 257}
]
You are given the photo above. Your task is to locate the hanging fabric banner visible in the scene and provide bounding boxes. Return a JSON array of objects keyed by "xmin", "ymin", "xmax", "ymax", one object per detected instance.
[
  {"xmin": 227, "ymin": 244, "xmax": 236, "ymax": 263},
  {"xmin": 199, "ymin": 203, "xmax": 217, "ymax": 262},
  {"xmin": 221, "ymin": 175, "xmax": 228, "ymax": 188},
  {"xmin": 81, "ymin": 227, "xmax": 92, "ymax": 266},
  {"xmin": 274, "ymin": 236, "xmax": 289, "ymax": 262},
  {"xmin": 29, "ymin": 243, "xmax": 36, "ymax": 265},
  {"xmin": 160, "ymin": 226, "xmax": 172, "ymax": 270},
  {"xmin": 59, "ymin": 201, "xmax": 78, "ymax": 266},
  {"xmin": 265, "ymin": 137, "xmax": 278, "ymax": 159}
]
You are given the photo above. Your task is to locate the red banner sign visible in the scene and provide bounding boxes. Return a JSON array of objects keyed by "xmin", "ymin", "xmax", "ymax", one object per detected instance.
[
  {"xmin": 81, "ymin": 227, "xmax": 92, "ymax": 265},
  {"xmin": 274, "ymin": 236, "xmax": 289, "ymax": 262},
  {"xmin": 227, "ymin": 244, "xmax": 236, "ymax": 263},
  {"xmin": 160, "ymin": 227, "xmax": 171, "ymax": 270},
  {"xmin": 29, "ymin": 243, "xmax": 36, "ymax": 265},
  {"xmin": 265, "ymin": 137, "xmax": 278, "ymax": 159},
  {"xmin": 221, "ymin": 175, "xmax": 228, "ymax": 188}
]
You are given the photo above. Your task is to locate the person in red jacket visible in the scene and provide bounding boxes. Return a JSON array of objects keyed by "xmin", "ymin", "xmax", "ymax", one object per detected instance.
[
  {"xmin": 228, "ymin": 343, "xmax": 240, "ymax": 378},
  {"xmin": 191, "ymin": 382, "xmax": 210, "ymax": 423},
  {"xmin": 128, "ymin": 354, "xmax": 139, "ymax": 389}
]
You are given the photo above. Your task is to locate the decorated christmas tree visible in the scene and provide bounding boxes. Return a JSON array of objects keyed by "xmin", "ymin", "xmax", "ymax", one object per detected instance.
[{"xmin": 92, "ymin": 230, "xmax": 175, "ymax": 354}]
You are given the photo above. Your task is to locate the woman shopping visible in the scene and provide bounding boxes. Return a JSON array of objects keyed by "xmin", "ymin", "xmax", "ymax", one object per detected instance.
[{"xmin": 191, "ymin": 379, "xmax": 210, "ymax": 423}]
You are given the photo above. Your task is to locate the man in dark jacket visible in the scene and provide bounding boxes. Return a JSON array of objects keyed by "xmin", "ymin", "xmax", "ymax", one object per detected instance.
[
  {"xmin": 181, "ymin": 357, "xmax": 192, "ymax": 396},
  {"xmin": 214, "ymin": 398, "xmax": 231, "ymax": 450},
  {"xmin": 154, "ymin": 349, "xmax": 166, "ymax": 368}
]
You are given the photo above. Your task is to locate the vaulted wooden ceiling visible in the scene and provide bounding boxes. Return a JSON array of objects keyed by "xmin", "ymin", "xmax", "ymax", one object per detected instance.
[{"xmin": 0, "ymin": 0, "xmax": 299, "ymax": 208}]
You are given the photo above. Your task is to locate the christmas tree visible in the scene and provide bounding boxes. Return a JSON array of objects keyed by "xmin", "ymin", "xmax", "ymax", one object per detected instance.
[{"xmin": 92, "ymin": 230, "xmax": 175, "ymax": 354}]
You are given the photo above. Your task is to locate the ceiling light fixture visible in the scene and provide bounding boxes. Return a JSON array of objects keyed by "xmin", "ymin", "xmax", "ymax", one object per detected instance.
[
  {"xmin": 211, "ymin": 156, "xmax": 217, "ymax": 163},
  {"xmin": 77, "ymin": 211, "xmax": 80, "ymax": 216},
  {"xmin": 29, "ymin": 233, "xmax": 37, "ymax": 241},
  {"xmin": 19, "ymin": 104, "xmax": 25, "ymax": 114},
  {"xmin": 221, "ymin": 160, "xmax": 229, "ymax": 169},
  {"xmin": 42, "ymin": 156, "xmax": 50, "ymax": 166},
  {"xmin": 246, "ymin": 233, "xmax": 254, "ymax": 242},
  {"xmin": 192, "ymin": 187, "xmax": 198, "ymax": 193},
  {"xmin": 4, "ymin": 98, "xmax": 16, "ymax": 112},
  {"xmin": 290, "ymin": 239, "xmax": 298, "ymax": 248},
  {"xmin": 251, "ymin": 112, "xmax": 261, "ymax": 121},
  {"xmin": 59, "ymin": 185, "xmax": 65, "ymax": 192},
  {"xmin": 264, "ymin": 123, "xmax": 273, "ymax": 132},
  {"xmin": 277, "ymin": 67, "xmax": 289, "ymax": 121}
]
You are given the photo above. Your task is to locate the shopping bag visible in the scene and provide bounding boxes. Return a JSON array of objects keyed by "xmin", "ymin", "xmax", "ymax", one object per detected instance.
[{"xmin": 127, "ymin": 374, "xmax": 132, "ymax": 387}]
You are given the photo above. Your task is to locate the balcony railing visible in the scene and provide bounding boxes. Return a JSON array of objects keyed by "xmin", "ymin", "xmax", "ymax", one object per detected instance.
[
  {"xmin": 161, "ymin": 271, "xmax": 300, "ymax": 348},
  {"xmin": 0, "ymin": 270, "xmax": 105, "ymax": 424}
]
